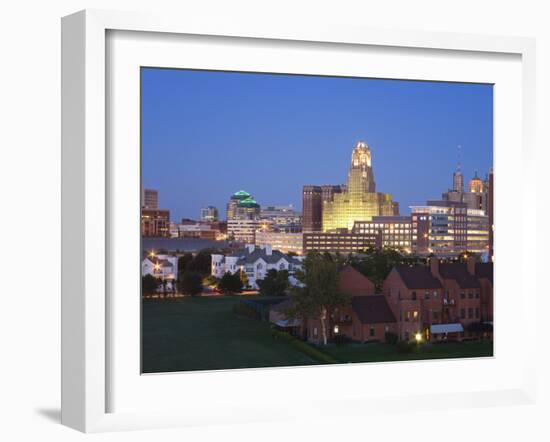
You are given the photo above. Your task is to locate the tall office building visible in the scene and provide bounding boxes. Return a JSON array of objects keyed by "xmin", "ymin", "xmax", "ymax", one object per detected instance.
[
  {"xmin": 226, "ymin": 190, "xmax": 261, "ymax": 220},
  {"xmin": 322, "ymin": 141, "xmax": 399, "ymax": 231},
  {"xmin": 443, "ymin": 167, "xmax": 490, "ymax": 214},
  {"xmin": 302, "ymin": 185, "xmax": 344, "ymax": 232},
  {"xmin": 302, "ymin": 186, "xmax": 323, "ymax": 232},
  {"xmin": 142, "ymin": 189, "xmax": 159, "ymax": 209},
  {"xmin": 200, "ymin": 205, "xmax": 219, "ymax": 222},
  {"xmin": 453, "ymin": 166, "xmax": 464, "ymax": 193}
]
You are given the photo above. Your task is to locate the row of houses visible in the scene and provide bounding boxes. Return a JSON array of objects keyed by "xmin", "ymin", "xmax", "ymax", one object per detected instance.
[{"xmin": 271, "ymin": 258, "xmax": 493, "ymax": 344}]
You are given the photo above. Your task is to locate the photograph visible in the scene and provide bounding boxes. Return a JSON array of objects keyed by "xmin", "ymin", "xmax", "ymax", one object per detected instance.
[{"xmin": 140, "ymin": 68, "xmax": 494, "ymax": 373}]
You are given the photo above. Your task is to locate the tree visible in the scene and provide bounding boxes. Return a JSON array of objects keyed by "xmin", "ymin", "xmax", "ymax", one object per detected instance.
[
  {"xmin": 177, "ymin": 253, "xmax": 194, "ymax": 274},
  {"xmin": 218, "ymin": 271, "xmax": 243, "ymax": 294},
  {"xmin": 349, "ymin": 246, "xmax": 424, "ymax": 291},
  {"xmin": 187, "ymin": 250, "xmax": 212, "ymax": 275},
  {"xmin": 287, "ymin": 252, "xmax": 350, "ymax": 345},
  {"xmin": 257, "ymin": 269, "xmax": 289, "ymax": 296},
  {"xmin": 177, "ymin": 271, "xmax": 203, "ymax": 296},
  {"xmin": 142, "ymin": 274, "xmax": 160, "ymax": 296}
]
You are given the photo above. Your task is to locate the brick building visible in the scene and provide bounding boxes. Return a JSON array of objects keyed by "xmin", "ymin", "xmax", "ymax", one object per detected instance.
[
  {"xmin": 430, "ymin": 259, "xmax": 482, "ymax": 327},
  {"xmin": 141, "ymin": 208, "xmax": 170, "ymax": 237},
  {"xmin": 383, "ymin": 265, "xmax": 443, "ymax": 342},
  {"xmin": 474, "ymin": 261, "xmax": 493, "ymax": 322},
  {"xmin": 383, "ymin": 258, "xmax": 492, "ymax": 342}
]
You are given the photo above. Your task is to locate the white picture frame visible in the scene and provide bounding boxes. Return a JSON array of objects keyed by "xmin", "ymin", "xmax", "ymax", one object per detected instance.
[{"xmin": 61, "ymin": 9, "xmax": 538, "ymax": 433}]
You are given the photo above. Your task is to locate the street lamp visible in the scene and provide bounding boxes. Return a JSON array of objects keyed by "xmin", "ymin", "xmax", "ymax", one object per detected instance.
[{"xmin": 414, "ymin": 332, "xmax": 423, "ymax": 343}]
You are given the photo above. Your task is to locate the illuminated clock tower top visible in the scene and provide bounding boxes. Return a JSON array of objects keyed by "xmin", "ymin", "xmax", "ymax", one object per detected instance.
[{"xmin": 348, "ymin": 140, "xmax": 376, "ymax": 195}]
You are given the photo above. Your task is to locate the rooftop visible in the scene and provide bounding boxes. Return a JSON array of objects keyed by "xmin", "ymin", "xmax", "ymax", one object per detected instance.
[
  {"xmin": 231, "ymin": 190, "xmax": 252, "ymax": 200},
  {"xmin": 227, "ymin": 245, "xmax": 302, "ymax": 266},
  {"xmin": 394, "ymin": 265, "xmax": 443, "ymax": 289},
  {"xmin": 438, "ymin": 263, "xmax": 481, "ymax": 289},
  {"xmin": 351, "ymin": 295, "xmax": 396, "ymax": 324}
]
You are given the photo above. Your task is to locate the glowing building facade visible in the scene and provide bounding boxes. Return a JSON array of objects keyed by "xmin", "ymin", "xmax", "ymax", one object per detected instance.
[{"xmin": 322, "ymin": 141, "xmax": 399, "ymax": 232}]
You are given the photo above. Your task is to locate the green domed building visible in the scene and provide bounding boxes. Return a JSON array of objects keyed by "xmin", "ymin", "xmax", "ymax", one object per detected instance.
[{"xmin": 227, "ymin": 190, "xmax": 261, "ymax": 220}]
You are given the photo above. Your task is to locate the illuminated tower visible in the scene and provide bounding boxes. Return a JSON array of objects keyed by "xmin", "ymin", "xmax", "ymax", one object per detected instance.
[
  {"xmin": 348, "ymin": 140, "xmax": 376, "ymax": 197},
  {"xmin": 322, "ymin": 140, "xmax": 398, "ymax": 231},
  {"xmin": 468, "ymin": 171, "xmax": 484, "ymax": 193}
]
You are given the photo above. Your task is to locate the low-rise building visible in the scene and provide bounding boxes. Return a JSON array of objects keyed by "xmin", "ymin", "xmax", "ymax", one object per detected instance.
[
  {"xmin": 353, "ymin": 216, "xmax": 412, "ymax": 251},
  {"xmin": 227, "ymin": 219, "xmax": 261, "ymax": 243},
  {"xmin": 255, "ymin": 231, "xmax": 303, "ymax": 255},
  {"xmin": 211, "ymin": 244, "xmax": 302, "ymax": 289},
  {"xmin": 303, "ymin": 230, "xmax": 381, "ymax": 254}
]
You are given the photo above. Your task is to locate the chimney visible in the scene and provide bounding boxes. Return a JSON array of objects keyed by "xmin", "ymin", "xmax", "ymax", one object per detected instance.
[
  {"xmin": 265, "ymin": 244, "xmax": 272, "ymax": 255},
  {"xmin": 466, "ymin": 256, "xmax": 476, "ymax": 275},
  {"xmin": 429, "ymin": 257, "xmax": 439, "ymax": 277},
  {"xmin": 246, "ymin": 244, "xmax": 255, "ymax": 253}
]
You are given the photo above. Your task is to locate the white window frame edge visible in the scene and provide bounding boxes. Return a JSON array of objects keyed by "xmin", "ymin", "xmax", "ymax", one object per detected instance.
[{"xmin": 61, "ymin": 8, "xmax": 538, "ymax": 433}]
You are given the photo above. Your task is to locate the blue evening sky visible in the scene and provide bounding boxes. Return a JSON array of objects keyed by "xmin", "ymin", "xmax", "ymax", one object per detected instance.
[{"xmin": 141, "ymin": 68, "xmax": 493, "ymax": 221}]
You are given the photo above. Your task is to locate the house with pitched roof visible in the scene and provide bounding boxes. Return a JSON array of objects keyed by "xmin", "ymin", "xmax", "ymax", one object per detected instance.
[
  {"xmin": 211, "ymin": 244, "xmax": 303, "ymax": 289},
  {"xmin": 141, "ymin": 253, "xmax": 178, "ymax": 291}
]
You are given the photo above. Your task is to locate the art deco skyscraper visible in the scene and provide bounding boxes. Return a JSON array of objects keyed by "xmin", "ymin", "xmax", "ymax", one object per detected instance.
[{"xmin": 322, "ymin": 141, "xmax": 398, "ymax": 231}]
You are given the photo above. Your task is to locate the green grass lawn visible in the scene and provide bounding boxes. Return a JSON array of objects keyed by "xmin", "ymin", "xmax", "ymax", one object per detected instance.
[
  {"xmin": 143, "ymin": 296, "xmax": 493, "ymax": 373},
  {"xmin": 321, "ymin": 340, "xmax": 493, "ymax": 364},
  {"xmin": 142, "ymin": 296, "xmax": 319, "ymax": 373}
]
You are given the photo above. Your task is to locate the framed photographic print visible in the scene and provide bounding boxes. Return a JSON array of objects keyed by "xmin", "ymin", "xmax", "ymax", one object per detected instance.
[{"xmin": 61, "ymin": 9, "xmax": 538, "ymax": 432}]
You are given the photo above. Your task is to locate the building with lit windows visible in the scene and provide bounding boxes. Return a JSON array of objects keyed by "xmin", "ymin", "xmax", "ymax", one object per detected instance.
[
  {"xmin": 411, "ymin": 200, "xmax": 489, "ymax": 257},
  {"xmin": 226, "ymin": 190, "xmax": 261, "ymax": 220},
  {"xmin": 141, "ymin": 208, "xmax": 170, "ymax": 237},
  {"xmin": 227, "ymin": 218, "xmax": 260, "ymax": 243},
  {"xmin": 321, "ymin": 141, "xmax": 399, "ymax": 232},
  {"xmin": 303, "ymin": 229, "xmax": 381, "ymax": 254},
  {"xmin": 259, "ymin": 204, "xmax": 302, "ymax": 232},
  {"xmin": 255, "ymin": 230, "xmax": 303, "ymax": 255},
  {"xmin": 352, "ymin": 216, "xmax": 412, "ymax": 251}
]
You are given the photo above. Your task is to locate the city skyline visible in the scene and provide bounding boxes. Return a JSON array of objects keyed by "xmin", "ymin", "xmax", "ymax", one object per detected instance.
[{"xmin": 141, "ymin": 68, "xmax": 493, "ymax": 221}]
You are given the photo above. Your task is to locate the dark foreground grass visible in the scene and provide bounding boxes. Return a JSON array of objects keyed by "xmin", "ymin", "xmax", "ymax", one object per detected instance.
[
  {"xmin": 143, "ymin": 296, "xmax": 493, "ymax": 373},
  {"xmin": 142, "ymin": 296, "xmax": 319, "ymax": 373},
  {"xmin": 321, "ymin": 340, "xmax": 493, "ymax": 364}
]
